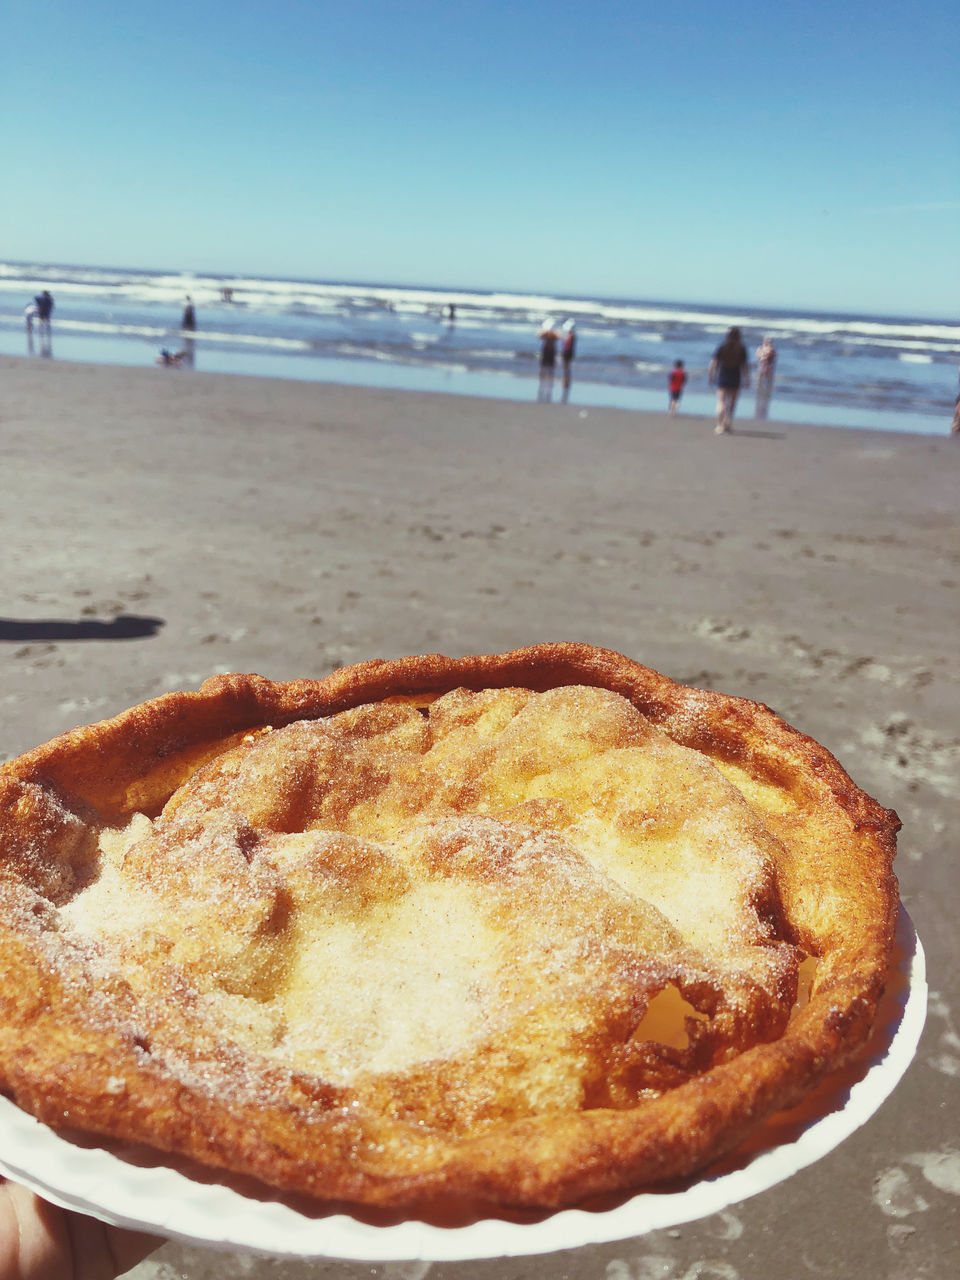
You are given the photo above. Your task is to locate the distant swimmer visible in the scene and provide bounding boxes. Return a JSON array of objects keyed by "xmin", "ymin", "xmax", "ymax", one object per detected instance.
[
  {"xmin": 709, "ymin": 327, "xmax": 749, "ymax": 435},
  {"xmin": 538, "ymin": 319, "xmax": 559, "ymax": 402},
  {"xmin": 181, "ymin": 295, "xmax": 196, "ymax": 331},
  {"xmin": 668, "ymin": 360, "xmax": 687, "ymax": 416},
  {"xmin": 754, "ymin": 336, "xmax": 777, "ymax": 420},
  {"xmin": 561, "ymin": 320, "xmax": 576, "ymax": 403}
]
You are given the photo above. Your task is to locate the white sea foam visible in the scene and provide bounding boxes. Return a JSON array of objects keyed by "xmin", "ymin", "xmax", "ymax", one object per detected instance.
[
  {"xmin": 57, "ymin": 319, "xmax": 171, "ymax": 339},
  {"xmin": 334, "ymin": 343, "xmax": 403, "ymax": 363},
  {"xmin": 3, "ymin": 262, "xmax": 958, "ymax": 353},
  {"xmin": 841, "ymin": 336, "xmax": 958, "ymax": 356},
  {"xmin": 470, "ymin": 347, "xmax": 516, "ymax": 360},
  {"xmin": 3, "ymin": 314, "xmax": 314, "ymax": 352}
]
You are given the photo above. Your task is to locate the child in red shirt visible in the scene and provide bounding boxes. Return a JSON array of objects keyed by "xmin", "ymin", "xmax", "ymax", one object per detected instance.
[{"xmin": 668, "ymin": 360, "xmax": 687, "ymax": 415}]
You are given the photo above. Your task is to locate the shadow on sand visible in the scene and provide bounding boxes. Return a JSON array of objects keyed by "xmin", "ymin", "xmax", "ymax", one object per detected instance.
[{"xmin": 0, "ymin": 615, "xmax": 165, "ymax": 642}]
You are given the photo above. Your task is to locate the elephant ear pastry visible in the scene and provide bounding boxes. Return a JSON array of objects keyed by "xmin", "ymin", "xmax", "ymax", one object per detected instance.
[{"xmin": 0, "ymin": 643, "xmax": 899, "ymax": 1209}]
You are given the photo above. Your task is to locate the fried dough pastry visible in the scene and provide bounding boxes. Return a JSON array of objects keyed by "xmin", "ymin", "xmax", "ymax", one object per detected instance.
[{"xmin": 0, "ymin": 644, "xmax": 899, "ymax": 1209}]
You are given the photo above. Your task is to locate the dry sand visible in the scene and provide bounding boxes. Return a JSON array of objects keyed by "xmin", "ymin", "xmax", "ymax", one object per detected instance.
[{"xmin": 1, "ymin": 355, "xmax": 958, "ymax": 1279}]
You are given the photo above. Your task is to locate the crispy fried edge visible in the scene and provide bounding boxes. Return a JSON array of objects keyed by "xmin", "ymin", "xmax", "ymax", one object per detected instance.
[{"xmin": 0, "ymin": 643, "xmax": 900, "ymax": 1208}]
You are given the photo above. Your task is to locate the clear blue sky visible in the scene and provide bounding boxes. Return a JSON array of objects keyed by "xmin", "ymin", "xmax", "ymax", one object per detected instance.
[{"xmin": 3, "ymin": 0, "xmax": 957, "ymax": 316}]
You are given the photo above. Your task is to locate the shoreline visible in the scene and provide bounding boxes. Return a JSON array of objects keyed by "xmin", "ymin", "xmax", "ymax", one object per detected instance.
[
  {"xmin": 0, "ymin": 329, "xmax": 952, "ymax": 437},
  {"xmin": 0, "ymin": 350, "xmax": 951, "ymax": 444},
  {"xmin": 1, "ymin": 355, "xmax": 957, "ymax": 1280}
]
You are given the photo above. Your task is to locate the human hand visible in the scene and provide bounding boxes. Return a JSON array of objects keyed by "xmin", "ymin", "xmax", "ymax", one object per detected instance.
[{"xmin": 0, "ymin": 1178, "xmax": 160, "ymax": 1280}]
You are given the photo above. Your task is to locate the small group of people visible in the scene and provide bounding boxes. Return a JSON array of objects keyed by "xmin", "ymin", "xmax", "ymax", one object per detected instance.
[
  {"xmin": 709, "ymin": 329, "xmax": 777, "ymax": 432},
  {"xmin": 667, "ymin": 329, "xmax": 777, "ymax": 433},
  {"xmin": 536, "ymin": 317, "xmax": 777, "ymax": 427},
  {"xmin": 24, "ymin": 289, "xmax": 54, "ymax": 334},
  {"xmin": 538, "ymin": 318, "xmax": 577, "ymax": 402},
  {"xmin": 23, "ymin": 289, "xmax": 54, "ymax": 356}
]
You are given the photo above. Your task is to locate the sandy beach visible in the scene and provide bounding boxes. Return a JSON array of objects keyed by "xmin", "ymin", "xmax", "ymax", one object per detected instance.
[{"xmin": 1, "ymin": 355, "xmax": 958, "ymax": 1279}]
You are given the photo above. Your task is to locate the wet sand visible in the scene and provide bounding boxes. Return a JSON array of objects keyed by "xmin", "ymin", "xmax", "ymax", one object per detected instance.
[{"xmin": 1, "ymin": 356, "xmax": 958, "ymax": 1279}]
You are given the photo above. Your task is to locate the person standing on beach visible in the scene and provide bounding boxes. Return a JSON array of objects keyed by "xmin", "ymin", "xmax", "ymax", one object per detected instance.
[
  {"xmin": 668, "ymin": 360, "xmax": 687, "ymax": 415},
  {"xmin": 25, "ymin": 292, "xmax": 53, "ymax": 356},
  {"xmin": 560, "ymin": 320, "xmax": 576, "ymax": 402},
  {"xmin": 709, "ymin": 327, "xmax": 749, "ymax": 434},
  {"xmin": 179, "ymin": 296, "xmax": 197, "ymax": 368},
  {"xmin": 35, "ymin": 291, "xmax": 54, "ymax": 333},
  {"xmin": 754, "ymin": 336, "xmax": 777, "ymax": 419},
  {"xmin": 538, "ymin": 319, "xmax": 559, "ymax": 402}
]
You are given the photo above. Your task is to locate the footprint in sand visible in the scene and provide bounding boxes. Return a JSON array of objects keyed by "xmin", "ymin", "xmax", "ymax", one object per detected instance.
[
  {"xmin": 873, "ymin": 1147, "xmax": 960, "ymax": 1224},
  {"xmin": 694, "ymin": 618, "xmax": 752, "ymax": 644},
  {"xmin": 607, "ymin": 1258, "xmax": 742, "ymax": 1280},
  {"xmin": 924, "ymin": 990, "xmax": 960, "ymax": 1078},
  {"xmin": 858, "ymin": 718, "xmax": 960, "ymax": 799}
]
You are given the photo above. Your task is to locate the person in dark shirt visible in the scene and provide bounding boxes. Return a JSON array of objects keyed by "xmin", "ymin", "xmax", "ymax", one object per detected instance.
[
  {"xmin": 35, "ymin": 291, "xmax": 54, "ymax": 328},
  {"xmin": 708, "ymin": 327, "xmax": 749, "ymax": 434},
  {"xmin": 560, "ymin": 320, "xmax": 577, "ymax": 403},
  {"xmin": 181, "ymin": 296, "xmax": 196, "ymax": 331},
  {"xmin": 538, "ymin": 319, "xmax": 559, "ymax": 402}
]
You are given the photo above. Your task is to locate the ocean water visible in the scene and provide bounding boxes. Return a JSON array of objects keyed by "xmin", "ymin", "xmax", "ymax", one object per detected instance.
[{"xmin": 1, "ymin": 261, "xmax": 957, "ymax": 434}]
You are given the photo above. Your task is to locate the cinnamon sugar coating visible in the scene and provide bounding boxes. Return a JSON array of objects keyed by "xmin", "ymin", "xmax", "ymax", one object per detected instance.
[{"xmin": 0, "ymin": 644, "xmax": 899, "ymax": 1209}]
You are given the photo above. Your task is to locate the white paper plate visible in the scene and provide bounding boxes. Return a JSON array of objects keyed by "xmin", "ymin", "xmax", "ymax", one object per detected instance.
[{"xmin": 0, "ymin": 906, "xmax": 926, "ymax": 1262}]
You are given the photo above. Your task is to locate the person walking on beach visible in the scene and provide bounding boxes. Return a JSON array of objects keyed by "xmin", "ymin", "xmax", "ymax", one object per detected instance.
[
  {"xmin": 181, "ymin": 295, "xmax": 196, "ymax": 331},
  {"xmin": 538, "ymin": 319, "xmax": 559, "ymax": 402},
  {"xmin": 754, "ymin": 335, "xmax": 777, "ymax": 419},
  {"xmin": 709, "ymin": 327, "xmax": 749, "ymax": 434},
  {"xmin": 560, "ymin": 320, "xmax": 576, "ymax": 403},
  {"xmin": 668, "ymin": 360, "xmax": 687, "ymax": 415}
]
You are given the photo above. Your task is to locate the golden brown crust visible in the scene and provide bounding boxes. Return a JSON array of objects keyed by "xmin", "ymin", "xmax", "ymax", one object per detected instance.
[{"xmin": 0, "ymin": 644, "xmax": 899, "ymax": 1209}]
